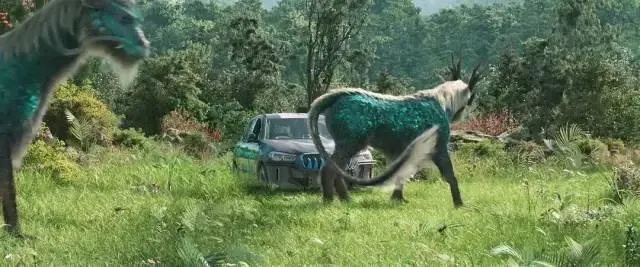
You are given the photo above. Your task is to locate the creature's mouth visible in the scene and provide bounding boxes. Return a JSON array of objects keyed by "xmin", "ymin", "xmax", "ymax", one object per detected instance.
[{"xmin": 63, "ymin": 35, "xmax": 150, "ymax": 58}]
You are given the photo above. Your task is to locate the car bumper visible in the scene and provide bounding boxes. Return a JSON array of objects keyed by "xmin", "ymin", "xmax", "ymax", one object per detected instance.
[{"xmin": 263, "ymin": 161, "xmax": 375, "ymax": 190}]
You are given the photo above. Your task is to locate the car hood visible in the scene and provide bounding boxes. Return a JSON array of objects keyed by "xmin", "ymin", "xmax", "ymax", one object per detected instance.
[{"xmin": 261, "ymin": 139, "xmax": 335, "ymax": 154}]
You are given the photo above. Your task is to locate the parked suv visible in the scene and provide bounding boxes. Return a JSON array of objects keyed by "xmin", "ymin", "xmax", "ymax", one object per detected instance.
[{"xmin": 232, "ymin": 113, "xmax": 375, "ymax": 190}]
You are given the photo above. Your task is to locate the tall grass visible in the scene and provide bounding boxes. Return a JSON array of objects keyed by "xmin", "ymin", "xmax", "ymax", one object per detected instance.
[{"xmin": 1, "ymin": 140, "xmax": 639, "ymax": 266}]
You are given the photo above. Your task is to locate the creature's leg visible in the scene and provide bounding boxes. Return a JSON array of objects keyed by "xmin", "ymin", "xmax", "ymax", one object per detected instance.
[
  {"xmin": 432, "ymin": 150, "xmax": 463, "ymax": 208},
  {"xmin": 387, "ymin": 153, "xmax": 409, "ymax": 203},
  {"xmin": 0, "ymin": 135, "xmax": 20, "ymax": 235},
  {"xmin": 332, "ymin": 150, "xmax": 356, "ymax": 202},
  {"xmin": 320, "ymin": 156, "xmax": 336, "ymax": 203}
]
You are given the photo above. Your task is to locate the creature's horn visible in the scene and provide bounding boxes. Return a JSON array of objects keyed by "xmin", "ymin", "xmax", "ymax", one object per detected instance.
[
  {"xmin": 448, "ymin": 53, "xmax": 462, "ymax": 81},
  {"xmin": 467, "ymin": 63, "xmax": 483, "ymax": 91}
]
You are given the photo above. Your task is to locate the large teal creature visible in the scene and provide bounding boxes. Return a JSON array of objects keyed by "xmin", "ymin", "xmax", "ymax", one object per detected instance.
[
  {"xmin": 308, "ymin": 60, "xmax": 482, "ymax": 207},
  {"xmin": 0, "ymin": 0, "xmax": 150, "ymax": 236}
]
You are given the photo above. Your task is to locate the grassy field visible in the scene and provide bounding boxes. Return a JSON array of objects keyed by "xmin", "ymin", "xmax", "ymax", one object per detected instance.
[{"xmin": 0, "ymin": 142, "xmax": 638, "ymax": 266}]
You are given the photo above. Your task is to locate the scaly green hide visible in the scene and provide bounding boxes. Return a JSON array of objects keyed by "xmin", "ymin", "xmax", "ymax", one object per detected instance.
[{"xmin": 325, "ymin": 94, "xmax": 451, "ymax": 156}]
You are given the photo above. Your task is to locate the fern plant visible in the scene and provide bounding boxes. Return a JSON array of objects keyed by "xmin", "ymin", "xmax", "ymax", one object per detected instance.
[
  {"xmin": 545, "ymin": 237, "xmax": 600, "ymax": 266},
  {"xmin": 491, "ymin": 236, "xmax": 600, "ymax": 266},
  {"xmin": 64, "ymin": 109, "xmax": 95, "ymax": 152},
  {"xmin": 552, "ymin": 123, "xmax": 590, "ymax": 168}
]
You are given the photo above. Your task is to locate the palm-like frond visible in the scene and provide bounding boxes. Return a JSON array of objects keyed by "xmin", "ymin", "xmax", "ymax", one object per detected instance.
[
  {"xmin": 177, "ymin": 237, "xmax": 210, "ymax": 267},
  {"xmin": 545, "ymin": 237, "xmax": 600, "ymax": 267}
]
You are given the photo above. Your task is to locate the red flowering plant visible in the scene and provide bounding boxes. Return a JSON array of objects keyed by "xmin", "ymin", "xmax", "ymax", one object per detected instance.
[
  {"xmin": 1, "ymin": 0, "xmax": 47, "ymax": 33},
  {"xmin": 452, "ymin": 110, "xmax": 520, "ymax": 136},
  {"xmin": 161, "ymin": 110, "xmax": 223, "ymax": 144}
]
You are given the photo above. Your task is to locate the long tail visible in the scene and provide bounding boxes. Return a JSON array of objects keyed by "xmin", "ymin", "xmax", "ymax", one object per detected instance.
[{"xmin": 308, "ymin": 90, "xmax": 440, "ymax": 186}]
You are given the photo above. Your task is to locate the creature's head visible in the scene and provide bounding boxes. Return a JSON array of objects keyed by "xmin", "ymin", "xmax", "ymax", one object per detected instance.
[
  {"xmin": 79, "ymin": 0, "xmax": 150, "ymax": 86},
  {"xmin": 431, "ymin": 55, "xmax": 483, "ymax": 122}
]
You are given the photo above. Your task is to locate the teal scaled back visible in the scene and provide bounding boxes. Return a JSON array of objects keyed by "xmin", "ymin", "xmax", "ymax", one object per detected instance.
[{"xmin": 327, "ymin": 94, "xmax": 451, "ymax": 153}]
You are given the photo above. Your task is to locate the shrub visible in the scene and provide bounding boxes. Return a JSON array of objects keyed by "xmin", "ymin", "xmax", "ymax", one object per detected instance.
[
  {"xmin": 452, "ymin": 111, "xmax": 520, "ymax": 136},
  {"xmin": 458, "ymin": 141, "xmax": 505, "ymax": 158},
  {"xmin": 603, "ymin": 138, "xmax": 625, "ymax": 153},
  {"xmin": 112, "ymin": 128, "xmax": 148, "ymax": 148},
  {"xmin": 44, "ymin": 81, "xmax": 120, "ymax": 148},
  {"xmin": 23, "ymin": 139, "xmax": 81, "ymax": 184},
  {"xmin": 182, "ymin": 132, "xmax": 218, "ymax": 160},
  {"xmin": 575, "ymin": 138, "xmax": 609, "ymax": 164},
  {"xmin": 626, "ymin": 224, "xmax": 640, "ymax": 266},
  {"xmin": 161, "ymin": 109, "xmax": 205, "ymax": 134},
  {"xmin": 609, "ymin": 164, "xmax": 640, "ymax": 202},
  {"xmin": 508, "ymin": 141, "xmax": 547, "ymax": 164}
]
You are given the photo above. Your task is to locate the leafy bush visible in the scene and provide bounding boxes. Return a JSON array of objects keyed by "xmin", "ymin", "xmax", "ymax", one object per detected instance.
[
  {"xmin": 458, "ymin": 141, "xmax": 505, "ymax": 158},
  {"xmin": 603, "ymin": 138, "xmax": 625, "ymax": 153},
  {"xmin": 576, "ymin": 138, "xmax": 606, "ymax": 157},
  {"xmin": 452, "ymin": 111, "xmax": 520, "ymax": 136},
  {"xmin": 44, "ymin": 81, "xmax": 120, "ymax": 148},
  {"xmin": 161, "ymin": 109, "xmax": 205, "ymax": 134},
  {"xmin": 182, "ymin": 132, "xmax": 218, "ymax": 160},
  {"xmin": 626, "ymin": 225, "xmax": 640, "ymax": 266},
  {"xmin": 112, "ymin": 128, "xmax": 148, "ymax": 148},
  {"xmin": 609, "ymin": 164, "xmax": 640, "ymax": 202},
  {"xmin": 23, "ymin": 139, "xmax": 81, "ymax": 184},
  {"xmin": 574, "ymin": 137, "xmax": 609, "ymax": 164},
  {"xmin": 507, "ymin": 141, "xmax": 547, "ymax": 164},
  {"xmin": 121, "ymin": 44, "xmax": 210, "ymax": 135}
]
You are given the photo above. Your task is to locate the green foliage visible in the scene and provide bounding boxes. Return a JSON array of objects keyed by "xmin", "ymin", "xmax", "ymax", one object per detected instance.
[
  {"xmin": 44, "ymin": 82, "xmax": 120, "ymax": 148},
  {"xmin": 575, "ymin": 138, "xmax": 607, "ymax": 158},
  {"xmin": 122, "ymin": 42, "xmax": 210, "ymax": 135},
  {"xmin": 626, "ymin": 225, "xmax": 640, "ymax": 266},
  {"xmin": 112, "ymin": 128, "xmax": 148, "ymax": 149},
  {"xmin": 182, "ymin": 132, "xmax": 219, "ymax": 160},
  {"xmin": 603, "ymin": 138, "xmax": 625, "ymax": 153},
  {"xmin": 476, "ymin": 0, "xmax": 640, "ymax": 144},
  {"xmin": 22, "ymin": 139, "xmax": 81, "ymax": 184},
  {"xmin": 609, "ymin": 164, "xmax": 640, "ymax": 202},
  {"xmin": 459, "ymin": 140, "xmax": 505, "ymax": 158},
  {"xmin": 8, "ymin": 141, "xmax": 640, "ymax": 265},
  {"xmin": 212, "ymin": 15, "xmax": 283, "ymax": 109},
  {"xmin": 508, "ymin": 141, "xmax": 548, "ymax": 165}
]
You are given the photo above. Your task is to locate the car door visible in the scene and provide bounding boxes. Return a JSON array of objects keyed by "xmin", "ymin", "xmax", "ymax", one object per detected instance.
[
  {"xmin": 234, "ymin": 117, "xmax": 257, "ymax": 173},
  {"xmin": 245, "ymin": 115, "xmax": 265, "ymax": 176}
]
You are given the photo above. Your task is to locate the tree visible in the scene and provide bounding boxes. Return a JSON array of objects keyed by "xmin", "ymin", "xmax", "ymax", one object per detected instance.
[
  {"xmin": 122, "ymin": 43, "xmax": 211, "ymax": 135},
  {"xmin": 303, "ymin": 0, "xmax": 372, "ymax": 106},
  {"xmin": 218, "ymin": 16, "xmax": 283, "ymax": 109}
]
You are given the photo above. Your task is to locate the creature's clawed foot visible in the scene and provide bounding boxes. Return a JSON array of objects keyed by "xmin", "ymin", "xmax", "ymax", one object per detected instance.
[
  {"xmin": 3, "ymin": 225, "xmax": 32, "ymax": 240},
  {"xmin": 390, "ymin": 190, "xmax": 408, "ymax": 204}
]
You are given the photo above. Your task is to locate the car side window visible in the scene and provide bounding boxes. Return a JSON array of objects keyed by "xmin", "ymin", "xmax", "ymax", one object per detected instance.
[
  {"xmin": 252, "ymin": 118, "xmax": 263, "ymax": 139},
  {"xmin": 243, "ymin": 118, "xmax": 257, "ymax": 142}
]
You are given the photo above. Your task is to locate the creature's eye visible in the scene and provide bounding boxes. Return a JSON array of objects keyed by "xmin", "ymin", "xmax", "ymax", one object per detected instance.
[{"xmin": 115, "ymin": 13, "xmax": 134, "ymax": 24}]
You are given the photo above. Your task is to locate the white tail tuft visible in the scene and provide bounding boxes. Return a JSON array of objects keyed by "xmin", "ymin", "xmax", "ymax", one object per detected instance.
[{"xmin": 387, "ymin": 126, "xmax": 440, "ymax": 187}]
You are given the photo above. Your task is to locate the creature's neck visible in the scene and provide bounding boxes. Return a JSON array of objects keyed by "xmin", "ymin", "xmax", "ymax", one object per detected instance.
[
  {"xmin": 18, "ymin": 34, "xmax": 83, "ymax": 88},
  {"xmin": 414, "ymin": 92, "xmax": 461, "ymax": 122}
]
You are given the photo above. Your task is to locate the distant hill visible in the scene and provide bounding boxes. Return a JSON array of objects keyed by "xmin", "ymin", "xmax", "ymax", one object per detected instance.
[{"xmin": 260, "ymin": 0, "xmax": 514, "ymax": 14}]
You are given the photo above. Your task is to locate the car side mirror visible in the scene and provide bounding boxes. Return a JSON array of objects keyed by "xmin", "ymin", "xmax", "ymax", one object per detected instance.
[{"xmin": 247, "ymin": 133, "xmax": 258, "ymax": 142}]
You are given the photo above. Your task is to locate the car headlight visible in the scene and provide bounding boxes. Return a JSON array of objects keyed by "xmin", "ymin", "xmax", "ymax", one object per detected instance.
[{"xmin": 268, "ymin": 151, "xmax": 297, "ymax": 162}]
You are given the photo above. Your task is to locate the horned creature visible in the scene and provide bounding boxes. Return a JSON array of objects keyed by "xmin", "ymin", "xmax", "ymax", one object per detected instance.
[
  {"xmin": 0, "ymin": 0, "xmax": 150, "ymax": 236},
  {"xmin": 308, "ymin": 57, "xmax": 482, "ymax": 207}
]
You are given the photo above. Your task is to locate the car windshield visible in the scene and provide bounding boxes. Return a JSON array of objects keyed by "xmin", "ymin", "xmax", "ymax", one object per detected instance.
[{"xmin": 266, "ymin": 117, "xmax": 332, "ymax": 140}]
